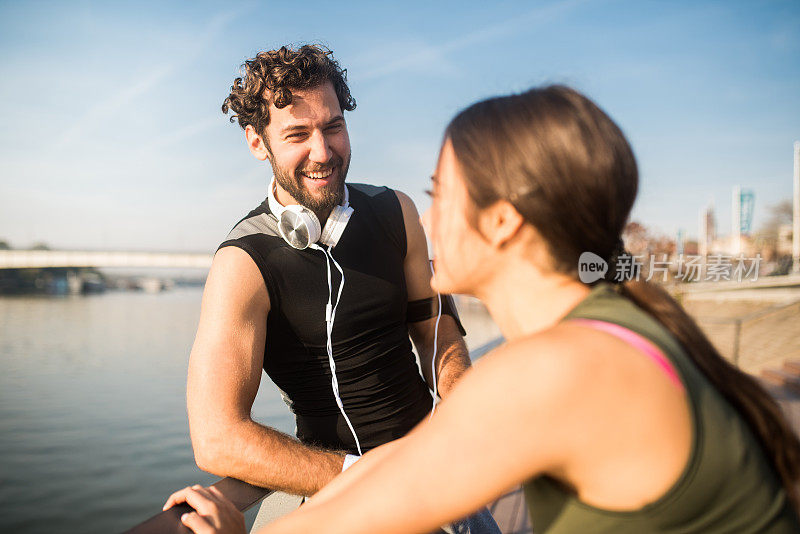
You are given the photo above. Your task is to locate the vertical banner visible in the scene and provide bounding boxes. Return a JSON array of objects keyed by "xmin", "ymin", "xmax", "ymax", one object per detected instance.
[{"xmin": 739, "ymin": 189, "xmax": 755, "ymax": 236}]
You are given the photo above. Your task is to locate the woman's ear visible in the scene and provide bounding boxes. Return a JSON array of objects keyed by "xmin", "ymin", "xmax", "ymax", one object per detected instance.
[
  {"xmin": 245, "ymin": 125, "xmax": 270, "ymax": 161},
  {"xmin": 477, "ymin": 200, "xmax": 524, "ymax": 248}
]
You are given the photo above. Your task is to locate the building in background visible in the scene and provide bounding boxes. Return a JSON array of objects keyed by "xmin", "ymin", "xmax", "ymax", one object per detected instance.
[
  {"xmin": 731, "ymin": 185, "xmax": 755, "ymax": 255},
  {"xmin": 699, "ymin": 202, "xmax": 716, "ymax": 258},
  {"xmin": 793, "ymin": 141, "xmax": 799, "ymax": 273}
]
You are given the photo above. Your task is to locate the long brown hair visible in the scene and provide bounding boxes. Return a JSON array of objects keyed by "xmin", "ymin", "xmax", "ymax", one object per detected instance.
[{"xmin": 445, "ymin": 85, "xmax": 800, "ymax": 511}]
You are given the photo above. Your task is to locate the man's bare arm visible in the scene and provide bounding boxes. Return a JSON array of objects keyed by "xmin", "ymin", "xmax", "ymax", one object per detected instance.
[
  {"xmin": 187, "ymin": 246, "xmax": 344, "ymax": 495},
  {"xmin": 408, "ymin": 314, "xmax": 469, "ymax": 398},
  {"xmin": 396, "ymin": 191, "xmax": 471, "ymax": 398}
]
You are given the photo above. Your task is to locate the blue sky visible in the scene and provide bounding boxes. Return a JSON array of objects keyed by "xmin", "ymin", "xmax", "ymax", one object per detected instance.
[{"xmin": 0, "ymin": 0, "xmax": 798, "ymax": 252}]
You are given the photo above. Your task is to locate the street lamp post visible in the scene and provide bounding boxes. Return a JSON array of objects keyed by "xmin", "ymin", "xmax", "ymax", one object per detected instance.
[{"xmin": 794, "ymin": 141, "xmax": 800, "ymax": 274}]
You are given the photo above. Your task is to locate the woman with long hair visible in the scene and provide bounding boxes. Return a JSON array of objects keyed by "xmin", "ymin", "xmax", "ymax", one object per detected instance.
[{"xmin": 166, "ymin": 85, "xmax": 800, "ymax": 533}]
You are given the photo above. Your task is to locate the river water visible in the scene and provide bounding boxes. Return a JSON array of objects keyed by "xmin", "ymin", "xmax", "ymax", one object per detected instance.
[{"xmin": 0, "ymin": 288, "xmax": 500, "ymax": 533}]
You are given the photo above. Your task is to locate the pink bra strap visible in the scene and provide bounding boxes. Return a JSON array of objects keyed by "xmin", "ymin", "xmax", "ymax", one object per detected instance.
[{"xmin": 570, "ymin": 319, "xmax": 685, "ymax": 392}]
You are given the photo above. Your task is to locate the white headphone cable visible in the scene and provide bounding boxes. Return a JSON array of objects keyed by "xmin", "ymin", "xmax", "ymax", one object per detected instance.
[
  {"xmin": 310, "ymin": 243, "xmax": 363, "ymax": 456},
  {"xmin": 429, "ymin": 259, "xmax": 442, "ymax": 419}
]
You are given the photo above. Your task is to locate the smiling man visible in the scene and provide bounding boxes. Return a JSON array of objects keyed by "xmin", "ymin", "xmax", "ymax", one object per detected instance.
[{"xmin": 183, "ymin": 45, "xmax": 499, "ymax": 533}]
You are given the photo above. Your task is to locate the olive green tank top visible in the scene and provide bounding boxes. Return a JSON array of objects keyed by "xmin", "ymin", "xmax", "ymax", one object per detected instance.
[{"xmin": 523, "ymin": 283, "xmax": 799, "ymax": 533}]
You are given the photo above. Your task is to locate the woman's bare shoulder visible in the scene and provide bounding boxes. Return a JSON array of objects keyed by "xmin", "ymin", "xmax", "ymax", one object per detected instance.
[
  {"xmin": 447, "ymin": 326, "xmax": 609, "ymax": 434},
  {"xmin": 472, "ymin": 325, "xmax": 610, "ymax": 394},
  {"xmin": 459, "ymin": 322, "xmax": 659, "ymax": 435}
]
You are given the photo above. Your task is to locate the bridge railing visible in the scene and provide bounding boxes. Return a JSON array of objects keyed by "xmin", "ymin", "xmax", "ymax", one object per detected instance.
[
  {"xmin": 0, "ymin": 250, "xmax": 213, "ymax": 270},
  {"xmin": 123, "ymin": 477, "xmax": 273, "ymax": 534},
  {"xmin": 692, "ymin": 298, "xmax": 800, "ymax": 372}
]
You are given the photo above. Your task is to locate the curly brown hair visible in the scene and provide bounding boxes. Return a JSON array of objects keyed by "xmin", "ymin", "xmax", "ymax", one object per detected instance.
[{"xmin": 222, "ymin": 44, "xmax": 356, "ymax": 138}]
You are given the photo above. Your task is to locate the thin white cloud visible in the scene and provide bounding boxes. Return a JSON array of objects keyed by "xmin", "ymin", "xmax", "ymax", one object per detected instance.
[
  {"xmin": 53, "ymin": 7, "xmax": 248, "ymax": 150},
  {"xmin": 137, "ymin": 116, "xmax": 220, "ymax": 153},
  {"xmin": 357, "ymin": 0, "xmax": 588, "ymax": 82},
  {"xmin": 53, "ymin": 63, "xmax": 174, "ymax": 150}
]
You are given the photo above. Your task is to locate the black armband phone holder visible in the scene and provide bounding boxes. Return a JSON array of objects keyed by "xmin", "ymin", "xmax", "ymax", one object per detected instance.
[{"xmin": 406, "ymin": 294, "xmax": 466, "ymax": 336}]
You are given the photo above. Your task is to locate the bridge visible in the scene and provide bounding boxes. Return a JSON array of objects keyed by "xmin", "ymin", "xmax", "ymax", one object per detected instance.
[{"xmin": 0, "ymin": 250, "xmax": 213, "ymax": 270}]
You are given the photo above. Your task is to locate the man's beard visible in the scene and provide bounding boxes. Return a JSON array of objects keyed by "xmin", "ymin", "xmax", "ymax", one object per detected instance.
[{"xmin": 271, "ymin": 153, "xmax": 350, "ymax": 214}]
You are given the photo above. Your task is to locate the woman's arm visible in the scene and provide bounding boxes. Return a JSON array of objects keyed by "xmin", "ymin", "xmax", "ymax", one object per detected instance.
[
  {"xmin": 166, "ymin": 324, "xmax": 690, "ymax": 534},
  {"xmin": 305, "ymin": 436, "xmax": 406, "ymax": 508},
  {"xmin": 259, "ymin": 336, "xmax": 585, "ymax": 534}
]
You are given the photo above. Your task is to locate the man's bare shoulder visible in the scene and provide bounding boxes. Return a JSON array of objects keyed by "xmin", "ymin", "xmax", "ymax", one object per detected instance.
[
  {"xmin": 392, "ymin": 189, "xmax": 425, "ymax": 244},
  {"xmin": 393, "ymin": 189, "xmax": 420, "ymax": 220},
  {"xmin": 204, "ymin": 246, "xmax": 269, "ymax": 315}
]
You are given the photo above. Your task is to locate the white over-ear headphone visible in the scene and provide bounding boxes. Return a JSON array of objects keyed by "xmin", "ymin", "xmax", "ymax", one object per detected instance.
[{"xmin": 267, "ymin": 176, "xmax": 353, "ymax": 249}]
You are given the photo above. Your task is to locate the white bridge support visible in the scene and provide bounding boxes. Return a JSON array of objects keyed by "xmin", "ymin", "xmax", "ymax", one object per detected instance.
[{"xmin": 0, "ymin": 250, "xmax": 213, "ymax": 270}]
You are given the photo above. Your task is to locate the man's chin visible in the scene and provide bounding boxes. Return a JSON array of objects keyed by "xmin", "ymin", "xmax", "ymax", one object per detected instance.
[{"xmin": 302, "ymin": 174, "xmax": 344, "ymax": 204}]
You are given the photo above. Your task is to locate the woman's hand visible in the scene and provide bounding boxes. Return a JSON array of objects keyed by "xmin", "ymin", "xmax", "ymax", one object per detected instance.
[{"xmin": 163, "ymin": 484, "xmax": 246, "ymax": 534}]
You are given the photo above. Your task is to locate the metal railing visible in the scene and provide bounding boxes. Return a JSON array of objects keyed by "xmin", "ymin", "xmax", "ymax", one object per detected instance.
[
  {"xmin": 693, "ymin": 299, "xmax": 800, "ymax": 370},
  {"xmin": 123, "ymin": 478, "xmax": 272, "ymax": 534},
  {"xmin": 0, "ymin": 249, "xmax": 213, "ymax": 270}
]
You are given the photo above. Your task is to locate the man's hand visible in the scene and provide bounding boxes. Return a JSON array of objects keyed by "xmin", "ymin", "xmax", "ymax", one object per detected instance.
[{"xmin": 163, "ymin": 485, "xmax": 246, "ymax": 534}]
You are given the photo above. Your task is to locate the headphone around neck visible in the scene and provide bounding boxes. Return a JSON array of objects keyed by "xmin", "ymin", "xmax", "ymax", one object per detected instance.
[{"xmin": 267, "ymin": 176, "xmax": 353, "ymax": 250}]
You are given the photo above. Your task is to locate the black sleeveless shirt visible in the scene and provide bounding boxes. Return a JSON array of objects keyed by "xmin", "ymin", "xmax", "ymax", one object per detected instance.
[{"xmin": 218, "ymin": 184, "xmax": 432, "ymax": 454}]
